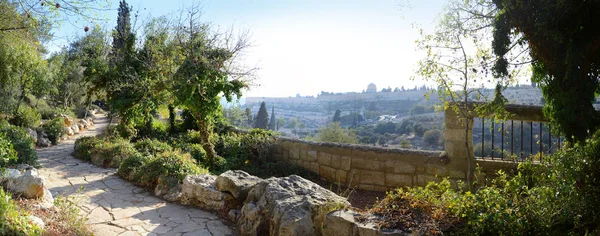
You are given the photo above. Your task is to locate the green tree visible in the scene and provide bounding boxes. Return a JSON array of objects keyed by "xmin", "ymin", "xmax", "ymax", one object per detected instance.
[
  {"xmin": 310, "ymin": 122, "xmax": 358, "ymax": 144},
  {"xmin": 244, "ymin": 108, "xmax": 253, "ymax": 127},
  {"xmin": 254, "ymin": 102, "xmax": 269, "ymax": 129},
  {"xmin": 422, "ymin": 129, "xmax": 442, "ymax": 148},
  {"xmin": 374, "ymin": 121, "xmax": 397, "ymax": 134},
  {"xmin": 333, "ymin": 109, "xmax": 342, "ymax": 122},
  {"xmin": 277, "ymin": 117, "xmax": 285, "ymax": 131},
  {"xmin": 172, "ymin": 5, "xmax": 252, "ymax": 165},
  {"xmin": 286, "ymin": 118, "xmax": 298, "ymax": 129},
  {"xmin": 399, "ymin": 139, "xmax": 412, "ymax": 148},
  {"xmin": 268, "ymin": 106, "xmax": 276, "ymax": 130},
  {"xmin": 492, "ymin": 0, "xmax": 600, "ymax": 143}
]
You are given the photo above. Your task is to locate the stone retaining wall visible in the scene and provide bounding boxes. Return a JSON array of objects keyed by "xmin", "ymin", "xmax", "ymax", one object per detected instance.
[{"xmin": 270, "ymin": 137, "xmax": 461, "ymax": 191}]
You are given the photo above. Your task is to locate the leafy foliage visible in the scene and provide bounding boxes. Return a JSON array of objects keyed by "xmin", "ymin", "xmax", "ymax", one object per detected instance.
[
  {"xmin": 41, "ymin": 117, "xmax": 65, "ymax": 145},
  {"xmin": 309, "ymin": 122, "xmax": 358, "ymax": 144},
  {"xmin": 214, "ymin": 129, "xmax": 275, "ymax": 173},
  {"xmin": 127, "ymin": 150, "xmax": 208, "ymax": 189},
  {"xmin": 0, "ymin": 133, "xmax": 17, "ymax": 167},
  {"xmin": 0, "ymin": 188, "xmax": 43, "ymax": 236},
  {"xmin": 254, "ymin": 102, "xmax": 269, "ymax": 129},
  {"xmin": 492, "ymin": 0, "xmax": 600, "ymax": 142},
  {"xmin": 9, "ymin": 106, "xmax": 41, "ymax": 128},
  {"xmin": 0, "ymin": 120, "xmax": 38, "ymax": 167}
]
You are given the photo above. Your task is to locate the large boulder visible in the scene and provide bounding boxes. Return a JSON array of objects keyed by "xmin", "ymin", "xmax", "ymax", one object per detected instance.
[
  {"xmin": 63, "ymin": 117, "xmax": 73, "ymax": 126},
  {"xmin": 71, "ymin": 124, "xmax": 80, "ymax": 134},
  {"xmin": 180, "ymin": 174, "xmax": 234, "ymax": 211},
  {"xmin": 25, "ymin": 128, "xmax": 37, "ymax": 143},
  {"xmin": 65, "ymin": 127, "xmax": 74, "ymax": 136},
  {"xmin": 37, "ymin": 137, "xmax": 51, "ymax": 148},
  {"xmin": 2, "ymin": 169, "xmax": 47, "ymax": 199},
  {"xmin": 322, "ymin": 210, "xmax": 359, "ymax": 236},
  {"xmin": 215, "ymin": 170, "xmax": 262, "ymax": 201},
  {"xmin": 238, "ymin": 175, "xmax": 349, "ymax": 236}
]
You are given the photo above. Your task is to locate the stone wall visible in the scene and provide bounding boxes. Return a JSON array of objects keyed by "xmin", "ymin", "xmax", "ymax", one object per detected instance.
[{"xmin": 270, "ymin": 137, "xmax": 464, "ymax": 191}]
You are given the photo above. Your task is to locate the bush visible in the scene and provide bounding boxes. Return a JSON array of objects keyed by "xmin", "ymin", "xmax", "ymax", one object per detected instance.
[
  {"xmin": 118, "ymin": 152, "xmax": 151, "ymax": 180},
  {"xmin": 0, "ymin": 188, "xmax": 43, "ymax": 235},
  {"xmin": 0, "ymin": 133, "xmax": 17, "ymax": 167},
  {"xmin": 73, "ymin": 136, "xmax": 104, "ymax": 161},
  {"xmin": 130, "ymin": 150, "xmax": 208, "ymax": 189},
  {"xmin": 214, "ymin": 129, "xmax": 274, "ymax": 173},
  {"xmin": 41, "ymin": 117, "xmax": 65, "ymax": 145},
  {"xmin": 9, "ymin": 106, "xmax": 41, "ymax": 128},
  {"xmin": 134, "ymin": 139, "xmax": 172, "ymax": 156},
  {"xmin": 0, "ymin": 120, "xmax": 38, "ymax": 167},
  {"xmin": 309, "ymin": 122, "xmax": 358, "ymax": 144}
]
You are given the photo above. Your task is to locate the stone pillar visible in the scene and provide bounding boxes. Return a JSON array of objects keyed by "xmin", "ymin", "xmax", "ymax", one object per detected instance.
[{"xmin": 444, "ymin": 108, "xmax": 474, "ymax": 178}]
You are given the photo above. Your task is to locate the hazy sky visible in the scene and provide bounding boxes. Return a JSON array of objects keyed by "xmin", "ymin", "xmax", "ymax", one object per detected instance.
[{"xmin": 48, "ymin": 0, "xmax": 448, "ymax": 97}]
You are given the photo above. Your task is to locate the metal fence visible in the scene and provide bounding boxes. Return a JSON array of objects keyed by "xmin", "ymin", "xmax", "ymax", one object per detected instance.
[{"xmin": 473, "ymin": 118, "xmax": 563, "ymax": 162}]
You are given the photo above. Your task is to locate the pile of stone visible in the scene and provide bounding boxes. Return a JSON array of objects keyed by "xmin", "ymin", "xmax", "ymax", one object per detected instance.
[
  {"xmin": 154, "ymin": 170, "xmax": 359, "ymax": 236},
  {"xmin": 29, "ymin": 115, "xmax": 95, "ymax": 148},
  {"xmin": 0, "ymin": 164, "xmax": 55, "ymax": 230}
]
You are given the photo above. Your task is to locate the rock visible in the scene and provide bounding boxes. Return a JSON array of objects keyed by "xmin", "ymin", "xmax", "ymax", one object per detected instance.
[
  {"xmin": 25, "ymin": 128, "xmax": 37, "ymax": 143},
  {"xmin": 16, "ymin": 164, "xmax": 32, "ymax": 171},
  {"xmin": 63, "ymin": 117, "xmax": 73, "ymax": 126},
  {"xmin": 71, "ymin": 124, "xmax": 80, "ymax": 133},
  {"xmin": 215, "ymin": 170, "xmax": 262, "ymax": 201},
  {"xmin": 2, "ymin": 169, "xmax": 21, "ymax": 178},
  {"xmin": 238, "ymin": 175, "xmax": 349, "ymax": 236},
  {"xmin": 78, "ymin": 123, "xmax": 85, "ymax": 131},
  {"xmin": 323, "ymin": 210, "xmax": 358, "ymax": 236},
  {"xmin": 65, "ymin": 127, "xmax": 74, "ymax": 136},
  {"xmin": 26, "ymin": 215, "xmax": 45, "ymax": 229},
  {"xmin": 87, "ymin": 118, "xmax": 94, "ymax": 125},
  {"xmin": 155, "ymin": 177, "xmax": 182, "ymax": 202},
  {"xmin": 3, "ymin": 169, "xmax": 47, "ymax": 198},
  {"xmin": 180, "ymin": 174, "xmax": 233, "ymax": 211},
  {"xmin": 38, "ymin": 131, "xmax": 48, "ymax": 138},
  {"xmin": 37, "ymin": 137, "xmax": 51, "ymax": 148},
  {"xmin": 228, "ymin": 209, "xmax": 240, "ymax": 222}
]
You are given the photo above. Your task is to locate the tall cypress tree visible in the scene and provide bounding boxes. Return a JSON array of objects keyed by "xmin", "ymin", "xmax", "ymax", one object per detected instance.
[
  {"xmin": 110, "ymin": 0, "xmax": 132, "ymax": 66},
  {"xmin": 269, "ymin": 106, "xmax": 276, "ymax": 130},
  {"xmin": 333, "ymin": 109, "xmax": 342, "ymax": 122},
  {"xmin": 254, "ymin": 102, "xmax": 269, "ymax": 129}
]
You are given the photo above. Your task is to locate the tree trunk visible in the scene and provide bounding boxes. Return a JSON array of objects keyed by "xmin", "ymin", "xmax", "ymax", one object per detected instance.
[
  {"xmin": 195, "ymin": 113, "xmax": 218, "ymax": 165},
  {"xmin": 168, "ymin": 105, "xmax": 175, "ymax": 134}
]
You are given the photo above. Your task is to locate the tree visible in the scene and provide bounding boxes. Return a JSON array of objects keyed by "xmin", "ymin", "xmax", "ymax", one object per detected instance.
[
  {"xmin": 244, "ymin": 108, "xmax": 253, "ymax": 127},
  {"xmin": 254, "ymin": 102, "xmax": 269, "ymax": 129},
  {"xmin": 286, "ymin": 118, "xmax": 299, "ymax": 129},
  {"xmin": 415, "ymin": 0, "xmax": 526, "ymax": 186},
  {"xmin": 310, "ymin": 122, "xmax": 358, "ymax": 144},
  {"xmin": 492, "ymin": 0, "xmax": 600, "ymax": 143},
  {"xmin": 277, "ymin": 117, "xmax": 285, "ymax": 131},
  {"xmin": 374, "ymin": 121, "xmax": 396, "ymax": 134},
  {"xmin": 333, "ymin": 109, "xmax": 342, "ymax": 122},
  {"xmin": 422, "ymin": 130, "xmax": 443, "ymax": 148},
  {"xmin": 399, "ymin": 139, "xmax": 412, "ymax": 148},
  {"xmin": 172, "ymin": 4, "xmax": 253, "ymax": 165},
  {"xmin": 268, "ymin": 106, "xmax": 276, "ymax": 130}
]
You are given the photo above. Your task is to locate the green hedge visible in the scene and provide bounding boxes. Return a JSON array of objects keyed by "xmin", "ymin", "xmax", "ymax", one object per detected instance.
[
  {"xmin": 41, "ymin": 117, "xmax": 65, "ymax": 145},
  {"xmin": 0, "ymin": 120, "xmax": 38, "ymax": 167}
]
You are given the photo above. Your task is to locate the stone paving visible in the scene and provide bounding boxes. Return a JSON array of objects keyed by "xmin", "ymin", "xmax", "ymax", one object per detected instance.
[{"xmin": 36, "ymin": 116, "xmax": 236, "ymax": 236}]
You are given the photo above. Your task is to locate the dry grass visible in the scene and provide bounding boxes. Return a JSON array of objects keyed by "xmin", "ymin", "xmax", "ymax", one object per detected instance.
[{"xmin": 16, "ymin": 196, "xmax": 93, "ymax": 236}]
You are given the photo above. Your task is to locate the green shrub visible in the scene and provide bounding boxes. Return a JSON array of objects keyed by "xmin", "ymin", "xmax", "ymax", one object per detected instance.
[
  {"xmin": 131, "ymin": 150, "xmax": 207, "ymax": 189},
  {"xmin": 90, "ymin": 138, "xmax": 138, "ymax": 168},
  {"xmin": 214, "ymin": 129, "xmax": 274, "ymax": 173},
  {"xmin": 41, "ymin": 117, "xmax": 65, "ymax": 145},
  {"xmin": 117, "ymin": 152, "xmax": 151, "ymax": 180},
  {"xmin": 0, "ymin": 120, "xmax": 38, "ymax": 167},
  {"xmin": 134, "ymin": 139, "xmax": 172, "ymax": 155},
  {"xmin": 73, "ymin": 136, "xmax": 103, "ymax": 161},
  {"xmin": 0, "ymin": 133, "xmax": 17, "ymax": 168},
  {"xmin": 9, "ymin": 106, "xmax": 41, "ymax": 128},
  {"xmin": 0, "ymin": 188, "xmax": 43, "ymax": 235},
  {"xmin": 189, "ymin": 143, "xmax": 206, "ymax": 164}
]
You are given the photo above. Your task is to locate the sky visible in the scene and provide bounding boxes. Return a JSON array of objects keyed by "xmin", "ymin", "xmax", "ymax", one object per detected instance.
[{"xmin": 47, "ymin": 0, "xmax": 449, "ymax": 98}]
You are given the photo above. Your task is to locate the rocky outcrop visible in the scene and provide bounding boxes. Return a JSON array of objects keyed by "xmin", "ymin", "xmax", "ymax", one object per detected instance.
[
  {"xmin": 1, "ymin": 167, "xmax": 54, "ymax": 209},
  {"xmin": 180, "ymin": 174, "xmax": 234, "ymax": 211},
  {"xmin": 36, "ymin": 134, "xmax": 51, "ymax": 147},
  {"xmin": 215, "ymin": 170, "xmax": 262, "ymax": 201},
  {"xmin": 25, "ymin": 128, "xmax": 38, "ymax": 143},
  {"xmin": 323, "ymin": 210, "xmax": 410, "ymax": 236},
  {"xmin": 238, "ymin": 175, "xmax": 349, "ymax": 236}
]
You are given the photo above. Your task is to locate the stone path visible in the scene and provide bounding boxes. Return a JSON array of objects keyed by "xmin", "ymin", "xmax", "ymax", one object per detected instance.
[{"xmin": 37, "ymin": 116, "xmax": 235, "ymax": 236}]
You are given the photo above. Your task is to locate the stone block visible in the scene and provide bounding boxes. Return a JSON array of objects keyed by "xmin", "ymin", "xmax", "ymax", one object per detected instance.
[
  {"xmin": 307, "ymin": 150, "xmax": 317, "ymax": 161},
  {"xmin": 289, "ymin": 147, "xmax": 300, "ymax": 160},
  {"xmin": 426, "ymin": 165, "xmax": 449, "ymax": 176},
  {"xmin": 358, "ymin": 184, "xmax": 389, "ymax": 192},
  {"xmin": 320, "ymin": 166, "xmax": 337, "ymax": 182},
  {"xmin": 448, "ymin": 170, "xmax": 465, "ymax": 179},
  {"xmin": 348, "ymin": 170, "xmax": 361, "ymax": 188},
  {"xmin": 317, "ymin": 152, "xmax": 332, "ymax": 166},
  {"xmin": 335, "ymin": 170, "xmax": 347, "ymax": 184},
  {"xmin": 382, "ymin": 160, "xmax": 416, "ymax": 174},
  {"xmin": 359, "ymin": 170, "xmax": 385, "ymax": 185},
  {"xmin": 416, "ymin": 175, "xmax": 439, "ymax": 186},
  {"xmin": 385, "ymin": 173, "xmax": 412, "ymax": 187},
  {"xmin": 330, "ymin": 155, "xmax": 341, "ymax": 169},
  {"xmin": 309, "ymin": 162, "xmax": 320, "ymax": 174},
  {"xmin": 340, "ymin": 156, "xmax": 351, "ymax": 171},
  {"xmin": 352, "ymin": 158, "xmax": 379, "ymax": 171}
]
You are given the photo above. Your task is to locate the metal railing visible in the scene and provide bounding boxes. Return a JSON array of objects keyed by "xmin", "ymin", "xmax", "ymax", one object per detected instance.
[{"xmin": 474, "ymin": 118, "xmax": 563, "ymax": 162}]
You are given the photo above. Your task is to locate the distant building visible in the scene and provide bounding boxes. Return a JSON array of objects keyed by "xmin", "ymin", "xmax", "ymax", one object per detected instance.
[{"xmin": 366, "ymin": 83, "xmax": 377, "ymax": 93}]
